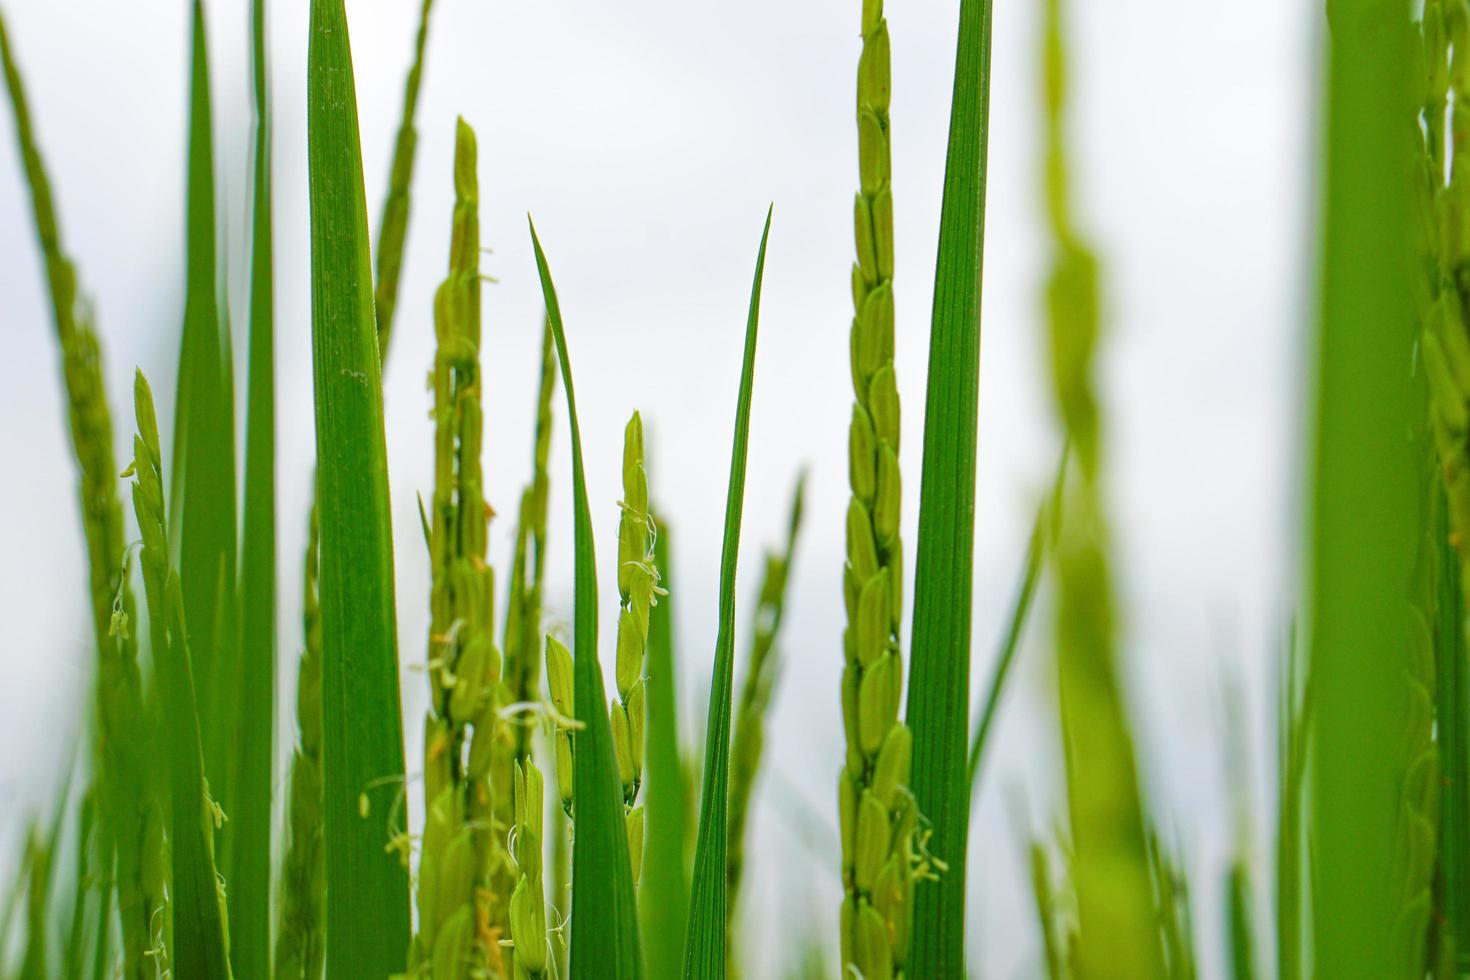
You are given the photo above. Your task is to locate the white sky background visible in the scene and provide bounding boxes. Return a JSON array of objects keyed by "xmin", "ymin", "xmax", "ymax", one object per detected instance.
[{"xmin": 0, "ymin": 0, "xmax": 1313, "ymax": 976}]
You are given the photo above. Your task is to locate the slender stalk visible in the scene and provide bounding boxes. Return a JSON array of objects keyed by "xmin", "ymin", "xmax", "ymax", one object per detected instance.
[
  {"xmin": 726, "ymin": 471, "xmax": 806, "ymax": 955},
  {"xmin": 967, "ymin": 453, "xmax": 1065, "ymax": 794}
]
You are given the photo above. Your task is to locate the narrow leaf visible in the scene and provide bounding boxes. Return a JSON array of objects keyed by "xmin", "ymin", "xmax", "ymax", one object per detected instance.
[
  {"xmin": 1305, "ymin": 1, "xmax": 1418, "ymax": 976},
  {"xmin": 307, "ymin": 2, "xmax": 411, "ymax": 974},
  {"xmin": 726, "ymin": 471, "xmax": 806, "ymax": 943},
  {"xmin": 529, "ymin": 217, "xmax": 644, "ymax": 980},
  {"xmin": 641, "ymin": 512, "xmax": 691, "ymax": 980},
  {"xmin": 275, "ymin": 3, "xmax": 439, "ymax": 969},
  {"xmin": 682, "ymin": 206, "xmax": 773, "ymax": 979},
  {"xmin": 232, "ymin": 0, "xmax": 275, "ymax": 974},
  {"xmin": 967, "ymin": 451, "xmax": 1064, "ymax": 793},
  {"xmin": 172, "ymin": 0, "xmax": 239, "ymax": 863},
  {"xmin": 904, "ymin": 0, "xmax": 996, "ymax": 969}
]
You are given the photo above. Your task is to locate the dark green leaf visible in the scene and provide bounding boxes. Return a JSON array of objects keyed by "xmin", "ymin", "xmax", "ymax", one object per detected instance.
[
  {"xmin": 172, "ymin": 2, "xmax": 239, "ymax": 826},
  {"xmin": 905, "ymin": 0, "xmax": 996, "ymax": 970},
  {"xmin": 232, "ymin": 0, "xmax": 275, "ymax": 974},
  {"xmin": 307, "ymin": 1, "xmax": 411, "ymax": 974}
]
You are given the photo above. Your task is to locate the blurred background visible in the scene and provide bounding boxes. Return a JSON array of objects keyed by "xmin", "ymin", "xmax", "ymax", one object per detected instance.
[{"xmin": 0, "ymin": 0, "xmax": 1313, "ymax": 975}]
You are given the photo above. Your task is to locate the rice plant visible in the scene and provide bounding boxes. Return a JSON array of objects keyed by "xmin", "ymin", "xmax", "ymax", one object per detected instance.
[{"xmin": 0, "ymin": 0, "xmax": 1450, "ymax": 977}]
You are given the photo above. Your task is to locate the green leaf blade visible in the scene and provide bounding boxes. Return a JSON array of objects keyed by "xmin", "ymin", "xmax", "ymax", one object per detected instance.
[
  {"xmin": 233, "ymin": 0, "xmax": 276, "ymax": 975},
  {"xmin": 307, "ymin": 2, "xmax": 411, "ymax": 975},
  {"xmin": 641, "ymin": 513, "xmax": 690, "ymax": 980},
  {"xmin": 529, "ymin": 218, "xmax": 644, "ymax": 980},
  {"xmin": 1306, "ymin": 1, "xmax": 1418, "ymax": 975},
  {"xmin": 682, "ymin": 206, "xmax": 772, "ymax": 980},
  {"xmin": 905, "ymin": 0, "xmax": 996, "ymax": 972},
  {"xmin": 172, "ymin": 3, "xmax": 240, "ymax": 879}
]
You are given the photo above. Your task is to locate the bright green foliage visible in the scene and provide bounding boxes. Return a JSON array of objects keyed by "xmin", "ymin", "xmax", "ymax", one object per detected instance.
[
  {"xmin": 610, "ymin": 413, "xmax": 660, "ymax": 886},
  {"xmin": 530, "ymin": 218, "xmax": 645, "ymax": 979},
  {"xmin": 841, "ymin": 2, "xmax": 920, "ymax": 974},
  {"xmin": 903, "ymin": 0, "xmax": 997, "ymax": 971},
  {"xmin": 127, "ymin": 370, "xmax": 232, "ymax": 980},
  {"xmin": 374, "ymin": 0, "xmax": 435, "ymax": 359},
  {"xmin": 0, "ymin": 14, "xmax": 162, "ymax": 977},
  {"xmin": 277, "ymin": 0, "xmax": 440, "ymax": 968},
  {"xmin": 307, "ymin": 1, "xmax": 412, "ymax": 974},
  {"xmin": 726, "ymin": 472, "xmax": 806, "ymax": 950},
  {"xmin": 1040, "ymin": 1, "xmax": 1164, "ymax": 976},
  {"xmin": 233, "ymin": 1, "xmax": 276, "ymax": 975},
  {"xmin": 641, "ymin": 514, "xmax": 691, "ymax": 980},
  {"xmin": 412, "ymin": 117, "xmax": 509, "ymax": 980},
  {"xmin": 172, "ymin": 3, "xmax": 240, "ymax": 842},
  {"xmin": 681, "ymin": 206, "xmax": 772, "ymax": 980},
  {"xmin": 1307, "ymin": 0, "xmax": 1418, "ymax": 975}
]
